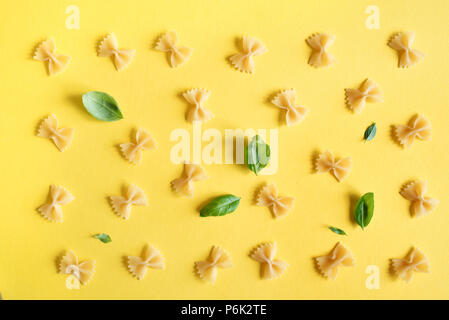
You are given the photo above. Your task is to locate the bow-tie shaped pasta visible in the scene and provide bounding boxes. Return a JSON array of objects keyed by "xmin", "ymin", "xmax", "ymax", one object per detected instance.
[
  {"xmin": 170, "ymin": 163, "xmax": 208, "ymax": 197},
  {"xmin": 33, "ymin": 38, "xmax": 71, "ymax": 76},
  {"xmin": 257, "ymin": 184, "xmax": 295, "ymax": 219},
  {"xmin": 271, "ymin": 89, "xmax": 308, "ymax": 126},
  {"xmin": 250, "ymin": 243, "xmax": 288, "ymax": 280},
  {"xmin": 127, "ymin": 245, "xmax": 165, "ymax": 280},
  {"xmin": 98, "ymin": 33, "xmax": 136, "ymax": 71},
  {"xmin": 388, "ymin": 32, "xmax": 424, "ymax": 68},
  {"xmin": 315, "ymin": 242, "xmax": 354, "ymax": 280},
  {"xmin": 306, "ymin": 33, "xmax": 336, "ymax": 68},
  {"xmin": 391, "ymin": 247, "xmax": 430, "ymax": 283},
  {"xmin": 345, "ymin": 79, "xmax": 383, "ymax": 114},
  {"xmin": 120, "ymin": 128, "xmax": 157, "ymax": 165},
  {"xmin": 400, "ymin": 180, "xmax": 439, "ymax": 218},
  {"xmin": 155, "ymin": 31, "xmax": 193, "ymax": 68},
  {"xmin": 394, "ymin": 114, "xmax": 431, "ymax": 148},
  {"xmin": 59, "ymin": 250, "xmax": 95, "ymax": 285},
  {"xmin": 183, "ymin": 89, "xmax": 214, "ymax": 123},
  {"xmin": 37, "ymin": 114, "xmax": 74, "ymax": 152},
  {"xmin": 38, "ymin": 185, "xmax": 75, "ymax": 223},
  {"xmin": 229, "ymin": 36, "xmax": 267, "ymax": 73},
  {"xmin": 195, "ymin": 246, "xmax": 232, "ymax": 284},
  {"xmin": 315, "ymin": 150, "xmax": 352, "ymax": 182},
  {"xmin": 109, "ymin": 184, "xmax": 148, "ymax": 220}
]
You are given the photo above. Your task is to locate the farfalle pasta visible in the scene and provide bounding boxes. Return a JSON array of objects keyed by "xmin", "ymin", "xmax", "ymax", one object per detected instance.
[
  {"xmin": 306, "ymin": 33, "xmax": 336, "ymax": 68},
  {"xmin": 394, "ymin": 114, "xmax": 431, "ymax": 148},
  {"xmin": 37, "ymin": 114, "xmax": 74, "ymax": 152},
  {"xmin": 315, "ymin": 242, "xmax": 354, "ymax": 280},
  {"xmin": 170, "ymin": 163, "xmax": 208, "ymax": 197},
  {"xmin": 271, "ymin": 89, "xmax": 308, "ymax": 126},
  {"xmin": 391, "ymin": 247, "xmax": 430, "ymax": 283},
  {"xmin": 345, "ymin": 79, "xmax": 383, "ymax": 114},
  {"xmin": 155, "ymin": 31, "xmax": 193, "ymax": 68},
  {"xmin": 59, "ymin": 250, "xmax": 95, "ymax": 285},
  {"xmin": 120, "ymin": 128, "xmax": 157, "ymax": 164},
  {"xmin": 195, "ymin": 246, "xmax": 232, "ymax": 284},
  {"xmin": 229, "ymin": 36, "xmax": 267, "ymax": 73},
  {"xmin": 127, "ymin": 244, "xmax": 165, "ymax": 280},
  {"xmin": 250, "ymin": 243, "xmax": 288, "ymax": 280},
  {"xmin": 400, "ymin": 180, "xmax": 439, "ymax": 218},
  {"xmin": 109, "ymin": 184, "xmax": 148, "ymax": 220},
  {"xmin": 388, "ymin": 31, "xmax": 424, "ymax": 68},
  {"xmin": 257, "ymin": 184, "xmax": 295, "ymax": 219},
  {"xmin": 183, "ymin": 89, "xmax": 214, "ymax": 122},
  {"xmin": 38, "ymin": 185, "xmax": 75, "ymax": 223},
  {"xmin": 98, "ymin": 33, "xmax": 135, "ymax": 71},
  {"xmin": 315, "ymin": 150, "xmax": 352, "ymax": 182},
  {"xmin": 33, "ymin": 38, "xmax": 71, "ymax": 76}
]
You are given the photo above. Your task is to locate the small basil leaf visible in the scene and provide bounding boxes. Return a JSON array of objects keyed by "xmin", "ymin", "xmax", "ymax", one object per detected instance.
[
  {"xmin": 329, "ymin": 226, "xmax": 347, "ymax": 235},
  {"xmin": 94, "ymin": 233, "xmax": 112, "ymax": 243},
  {"xmin": 364, "ymin": 123, "xmax": 377, "ymax": 141},
  {"xmin": 245, "ymin": 135, "xmax": 271, "ymax": 175},
  {"xmin": 82, "ymin": 91, "xmax": 124, "ymax": 121},
  {"xmin": 200, "ymin": 194, "xmax": 241, "ymax": 217},
  {"xmin": 354, "ymin": 192, "xmax": 374, "ymax": 229}
]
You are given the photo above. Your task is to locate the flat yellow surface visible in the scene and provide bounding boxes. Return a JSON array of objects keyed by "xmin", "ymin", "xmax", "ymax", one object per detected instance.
[{"xmin": 0, "ymin": 0, "xmax": 448, "ymax": 300}]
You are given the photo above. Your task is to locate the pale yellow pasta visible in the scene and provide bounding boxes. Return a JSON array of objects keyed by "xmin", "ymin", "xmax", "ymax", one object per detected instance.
[
  {"xmin": 59, "ymin": 250, "xmax": 95, "ymax": 285},
  {"xmin": 37, "ymin": 114, "xmax": 74, "ymax": 152},
  {"xmin": 155, "ymin": 31, "xmax": 193, "ymax": 68},
  {"xmin": 345, "ymin": 79, "xmax": 383, "ymax": 114},
  {"xmin": 394, "ymin": 114, "xmax": 431, "ymax": 148},
  {"xmin": 98, "ymin": 33, "xmax": 136, "ymax": 71},
  {"xmin": 109, "ymin": 184, "xmax": 148, "ymax": 220},
  {"xmin": 257, "ymin": 184, "xmax": 295, "ymax": 219},
  {"xmin": 250, "ymin": 243, "xmax": 288, "ymax": 280},
  {"xmin": 391, "ymin": 247, "xmax": 430, "ymax": 283},
  {"xmin": 306, "ymin": 33, "xmax": 336, "ymax": 68},
  {"xmin": 388, "ymin": 32, "xmax": 424, "ymax": 68},
  {"xmin": 271, "ymin": 89, "xmax": 308, "ymax": 126},
  {"xmin": 38, "ymin": 185, "xmax": 75, "ymax": 223},
  {"xmin": 195, "ymin": 246, "xmax": 232, "ymax": 284},
  {"xmin": 400, "ymin": 180, "xmax": 439, "ymax": 218},
  {"xmin": 170, "ymin": 163, "xmax": 208, "ymax": 197},
  {"xmin": 315, "ymin": 242, "xmax": 354, "ymax": 280},
  {"xmin": 120, "ymin": 128, "xmax": 157, "ymax": 164},
  {"xmin": 229, "ymin": 36, "xmax": 267, "ymax": 73},
  {"xmin": 183, "ymin": 89, "xmax": 214, "ymax": 122},
  {"xmin": 33, "ymin": 38, "xmax": 71, "ymax": 76},
  {"xmin": 315, "ymin": 150, "xmax": 352, "ymax": 182},
  {"xmin": 127, "ymin": 245, "xmax": 165, "ymax": 280}
]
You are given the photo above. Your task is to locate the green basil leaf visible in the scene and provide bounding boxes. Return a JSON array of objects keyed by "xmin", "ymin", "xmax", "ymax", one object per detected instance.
[
  {"xmin": 82, "ymin": 91, "xmax": 124, "ymax": 121},
  {"xmin": 329, "ymin": 226, "xmax": 347, "ymax": 235},
  {"xmin": 245, "ymin": 135, "xmax": 271, "ymax": 175},
  {"xmin": 364, "ymin": 123, "xmax": 377, "ymax": 141},
  {"xmin": 354, "ymin": 192, "xmax": 374, "ymax": 229},
  {"xmin": 94, "ymin": 233, "xmax": 112, "ymax": 243},
  {"xmin": 200, "ymin": 194, "xmax": 241, "ymax": 217}
]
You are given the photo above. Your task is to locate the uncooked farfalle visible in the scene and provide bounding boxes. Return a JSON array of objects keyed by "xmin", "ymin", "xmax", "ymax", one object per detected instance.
[
  {"xmin": 345, "ymin": 79, "xmax": 383, "ymax": 114},
  {"xmin": 391, "ymin": 247, "xmax": 430, "ymax": 283},
  {"xmin": 250, "ymin": 243, "xmax": 288, "ymax": 280},
  {"xmin": 315, "ymin": 242, "xmax": 354, "ymax": 280},
  {"xmin": 170, "ymin": 163, "xmax": 208, "ymax": 197},
  {"xmin": 229, "ymin": 36, "xmax": 267, "ymax": 73},
  {"xmin": 394, "ymin": 114, "xmax": 431, "ymax": 148},
  {"xmin": 271, "ymin": 89, "xmax": 308, "ymax": 126},
  {"xmin": 155, "ymin": 31, "xmax": 193, "ymax": 68},
  {"xmin": 183, "ymin": 89, "xmax": 214, "ymax": 122},
  {"xmin": 306, "ymin": 33, "xmax": 336, "ymax": 68},
  {"xmin": 98, "ymin": 33, "xmax": 136, "ymax": 71},
  {"xmin": 59, "ymin": 250, "xmax": 95, "ymax": 285},
  {"xmin": 257, "ymin": 184, "xmax": 295, "ymax": 219},
  {"xmin": 38, "ymin": 185, "xmax": 75, "ymax": 223},
  {"xmin": 33, "ymin": 38, "xmax": 71, "ymax": 76},
  {"xmin": 400, "ymin": 180, "xmax": 439, "ymax": 218},
  {"xmin": 120, "ymin": 128, "xmax": 157, "ymax": 164},
  {"xmin": 388, "ymin": 31, "xmax": 424, "ymax": 68},
  {"xmin": 195, "ymin": 246, "xmax": 232, "ymax": 284},
  {"xmin": 37, "ymin": 114, "xmax": 74, "ymax": 152},
  {"xmin": 315, "ymin": 150, "xmax": 352, "ymax": 182},
  {"xmin": 109, "ymin": 184, "xmax": 148, "ymax": 220},
  {"xmin": 127, "ymin": 245, "xmax": 165, "ymax": 280}
]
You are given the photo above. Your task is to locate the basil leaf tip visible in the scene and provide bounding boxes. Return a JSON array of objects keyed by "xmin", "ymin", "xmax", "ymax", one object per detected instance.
[
  {"xmin": 354, "ymin": 192, "xmax": 374, "ymax": 230},
  {"xmin": 200, "ymin": 194, "xmax": 241, "ymax": 217},
  {"xmin": 364, "ymin": 123, "xmax": 377, "ymax": 141},
  {"xmin": 82, "ymin": 91, "xmax": 124, "ymax": 121},
  {"xmin": 94, "ymin": 233, "xmax": 112, "ymax": 243},
  {"xmin": 329, "ymin": 226, "xmax": 347, "ymax": 235},
  {"xmin": 245, "ymin": 135, "xmax": 271, "ymax": 175}
]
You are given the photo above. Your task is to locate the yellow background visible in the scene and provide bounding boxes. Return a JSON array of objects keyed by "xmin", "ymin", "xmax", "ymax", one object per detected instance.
[{"xmin": 0, "ymin": 0, "xmax": 448, "ymax": 299}]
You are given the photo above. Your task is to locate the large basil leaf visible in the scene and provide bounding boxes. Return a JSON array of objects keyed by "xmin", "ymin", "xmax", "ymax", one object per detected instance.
[
  {"xmin": 245, "ymin": 135, "xmax": 270, "ymax": 175},
  {"xmin": 200, "ymin": 194, "xmax": 241, "ymax": 217},
  {"xmin": 364, "ymin": 123, "xmax": 377, "ymax": 141},
  {"xmin": 354, "ymin": 192, "xmax": 374, "ymax": 229},
  {"xmin": 82, "ymin": 91, "xmax": 124, "ymax": 121}
]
